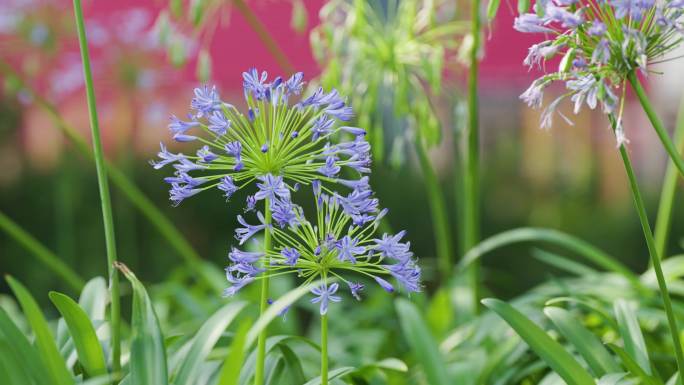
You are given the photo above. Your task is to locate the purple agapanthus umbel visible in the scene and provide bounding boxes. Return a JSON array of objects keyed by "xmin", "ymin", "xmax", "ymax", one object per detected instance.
[
  {"xmin": 151, "ymin": 69, "xmax": 370, "ymax": 207},
  {"xmin": 223, "ymin": 183, "xmax": 421, "ymax": 315},
  {"xmin": 514, "ymin": 0, "xmax": 684, "ymax": 145}
]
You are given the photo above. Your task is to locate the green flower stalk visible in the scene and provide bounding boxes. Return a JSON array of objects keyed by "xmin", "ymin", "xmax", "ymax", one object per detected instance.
[
  {"xmin": 71, "ymin": 0, "xmax": 121, "ymax": 372},
  {"xmin": 514, "ymin": 0, "xmax": 684, "ymax": 380}
]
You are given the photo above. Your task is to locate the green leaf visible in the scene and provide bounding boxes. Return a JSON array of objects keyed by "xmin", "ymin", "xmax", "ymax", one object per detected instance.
[
  {"xmin": 172, "ymin": 301, "xmax": 246, "ymax": 385},
  {"xmin": 544, "ymin": 306, "xmax": 620, "ymax": 377},
  {"xmin": 460, "ymin": 228, "xmax": 642, "ymax": 289},
  {"xmin": 0, "ymin": 306, "xmax": 51, "ymax": 384},
  {"xmin": 245, "ymin": 280, "xmax": 321, "ymax": 348},
  {"xmin": 395, "ymin": 298, "xmax": 450, "ymax": 385},
  {"xmin": 532, "ymin": 249, "xmax": 599, "ymax": 276},
  {"xmin": 278, "ymin": 343, "xmax": 306, "ymax": 383},
  {"xmin": 6, "ymin": 276, "xmax": 73, "ymax": 385},
  {"xmin": 115, "ymin": 263, "xmax": 168, "ymax": 385},
  {"xmin": 303, "ymin": 367, "xmax": 356, "ymax": 385},
  {"xmin": 215, "ymin": 319, "xmax": 251, "ymax": 385},
  {"xmin": 613, "ymin": 300, "xmax": 651, "ymax": 375},
  {"xmin": 78, "ymin": 277, "xmax": 108, "ymax": 321},
  {"xmin": 49, "ymin": 292, "xmax": 107, "ymax": 377},
  {"xmin": 482, "ymin": 298, "xmax": 595, "ymax": 385},
  {"xmin": 487, "ymin": 0, "xmax": 502, "ymax": 20},
  {"xmin": 607, "ymin": 344, "xmax": 660, "ymax": 385},
  {"xmin": 0, "ymin": 338, "xmax": 34, "ymax": 385}
]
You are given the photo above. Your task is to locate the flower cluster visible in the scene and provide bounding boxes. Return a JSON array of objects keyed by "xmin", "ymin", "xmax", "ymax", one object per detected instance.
[
  {"xmin": 151, "ymin": 69, "xmax": 371, "ymax": 208},
  {"xmin": 225, "ymin": 181, "xmax": 421, "ymax": 314},
  {"xmin": 153, "ymin": 69, "xmax": 421, "ymax": 315},
  {"xmin": 515, "ymin": 0, "xmax": 684, "ymax": 144}
]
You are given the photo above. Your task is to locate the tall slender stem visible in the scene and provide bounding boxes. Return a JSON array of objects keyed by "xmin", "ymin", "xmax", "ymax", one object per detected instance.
[
  {"xmin": 413, "ymin": 136, "xmax": 453, "ymax": 280},
  {"xmin": 654, "ymin": 95, "xmax": 684, "ymax": 259},
  {"xmin": 321, "ymin": 313, "xmax": 329, "ymax": 385},
  {"xmin": 254, "ymin": 199, "xmax": 272, "ymax": 385},
  {"xmin": 72, "ymin": 0, "xmax": 121, "ymax": 372},
  {"xmin": 628, "ymin": 71, "xmax": 684, "ymax": 178},
  {"xmin": 613, "ymin": 117, "xmax": 684, "ymax": 383},
  {"xmin": 464, "ymin": 0, "xmax": 482, "ymax": 310}
]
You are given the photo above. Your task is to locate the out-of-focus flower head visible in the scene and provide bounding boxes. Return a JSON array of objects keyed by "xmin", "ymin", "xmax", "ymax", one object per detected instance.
[
  {"xmin": 311, "ymin": 0, "xmax": 466, "ymax": 166},
  {"xmin": 515, "ymin": 0, "xmax": 684, "ymax": 145}
]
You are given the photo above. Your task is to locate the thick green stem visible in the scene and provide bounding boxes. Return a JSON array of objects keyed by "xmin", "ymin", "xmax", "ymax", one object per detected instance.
[
  {"xmin": 628, "ymin": 72, "xmax": 684, "ymax": 178},
  {"xmin": 254, "ymin": 200, "xmax": 272, "ymax": 385},
  {"xmin": 413, "ymin": 136, "xmax": 453, "ymax": 280},
  {"xmin": 0, "ymin": 211, "xmax": 85, "ymax": 291},
  {"xmin": 654, "ymin": 95, "xmax": 684, "ymax": 259},
  {"xmin": 72, "ymin": 0, "xmax": 121, "ymax": 372},
  {"xmin": 321, "ymin": 313, "xmax": 329, "ymax": 385},
  {"xmin": 615, "ymin": 118, "xmax": 684, "ymax": 383},
  {"xmin": 0, "ymin": 60, "xmax": 224, "ymax": 293},
  {"xmin": 464, "ymin": 0, "xmax": 482, "ymax": 310}
]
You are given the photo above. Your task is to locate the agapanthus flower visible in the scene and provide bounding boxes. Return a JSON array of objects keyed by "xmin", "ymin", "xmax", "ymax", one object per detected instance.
[
  {"xmin": 152, "ymin": 69, "xmax": 370, "ymax": 206},
  {"xmin": 222, "ymin": 183, "xmax": 421, "ymax": 315},
  {"xmin": 514, "ymin": 0, "xmax": 684, "ymax": 145}
]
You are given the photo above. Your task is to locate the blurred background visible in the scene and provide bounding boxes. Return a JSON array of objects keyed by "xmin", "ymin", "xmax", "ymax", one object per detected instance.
[{"xmin": 1, "ymin": 0, "xmax": 683, "ymax": 305}]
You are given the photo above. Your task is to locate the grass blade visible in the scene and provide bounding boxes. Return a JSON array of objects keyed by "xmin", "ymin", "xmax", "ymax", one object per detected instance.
[
  {"xmin": 303, "ymin": 367, "xmax": 355, "ymax": 385},
  {"xmin": 0, "ymin": 307, "xmax": 52, "ymax": 384},
  {"xmin": 607, "ymin": 344, "xmax": 660, "ymax": 385},
  {"xmin": 115, "ymin": 262, "xmax": 168, "ymax": 385},
  {"xmin": 613, "ymin": 300, "xmax": 651, "ymax": 375},
  {"xmin": 49, "ymin": 292, "xmax": 107, "ymax": 377},
  {"xmin": 482, "ymin": 298, "xmax": 595, "ymax": 385},
  {"xmin": 216, "ymin": 319, "xmax": 251, "ymax": 385},
  {"xmin": 246, "ymin": 280, "xmax": 321, "ymax": 348},
  {"xmin": 0, "ymin": 211, "xmax": 84, "ymax": 291},
  {"xmin": 173, "ymin": 301, "xmax": 247, "ymax": 385},
  {"xmin": 395, "ymin": 298, "xmax": 451, "ymax": 385},
  {"xmin": 460, "ymin": 227, "xmax": 642, "ymax": 289},
  {"xmin": 277, "ymin": 343, "xmax": 306, "ymax": 384},
  {"xmin": 544, "ymin": 306, "xmax": 620, "ymax": 377},
  {"xmin": 6, "ymin": 276, "xmax": 74, "ymax": 385}
]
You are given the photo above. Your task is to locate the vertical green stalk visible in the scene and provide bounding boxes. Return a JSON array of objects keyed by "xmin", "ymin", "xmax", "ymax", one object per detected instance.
[
  {"xmin": 613, "ymin": 117, "xmax": 684, "ymax": 384},
  {"xmin": 254, "ymin": 199, "xmax": 272, "ymax": 385},
  {"xmin": 413, "ymin": 136, "xmax": 453, "ymax": 280},
  {"xmin": 321, "ymin": 313, "xmax": 329, "ymax": 385},
  {"xmin": 72, "ymin": 0, "xmax": 121, "ymax": 372},
  {"xmin": 654, "ymin": 95, "xmax": 684, "ymax": 259},
  {"xmin": 628, "ymin": 72, "xmax": 684, "ymax": 178},
  {"xmin": 464, "ymin": 0, "xmax": 482, "ymax": 309}
]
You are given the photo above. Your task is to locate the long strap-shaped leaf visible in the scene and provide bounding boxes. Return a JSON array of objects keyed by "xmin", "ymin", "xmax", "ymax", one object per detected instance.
[
  {"xmin": 461, "ymin": 227, "xmax": 643, "ymax": 290},
  {"xmin": 6, "ymin": 276, "xmax": 74, "ymax": 385},
  {"xmin": 482, "ymin": 298, "xmax": 595, "ymax": 385},
  {"xmin": 49, "ymin": 292, "xmax": 107, "ymax": 378},
  {"xmin": 172, "ymin": 301, "xmax": 246, "ymax": 385},
  {"xmin": 395, "ymin": 298, "xmax": 451, "ymax": 385},
  {"xmin": 115, "ymin": 262, "xmax": 168, "ymax": 385},
  {"xmin": 544, "ymin": 306, "xmax": 620, "ymax": 377},
  {"xmin": 0, "ymin": 307, "xmax": 52, "ymax": 384}
]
